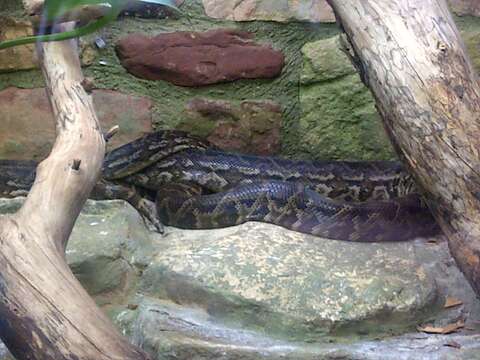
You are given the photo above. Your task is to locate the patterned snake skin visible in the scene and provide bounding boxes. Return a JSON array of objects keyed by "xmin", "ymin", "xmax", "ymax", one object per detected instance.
[{"xmin": 0, "ymin": 131, "xmax": 440, "ymax": 241}]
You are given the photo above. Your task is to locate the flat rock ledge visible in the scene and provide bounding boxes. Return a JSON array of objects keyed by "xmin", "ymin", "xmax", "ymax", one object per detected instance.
[
  {"xmin": 0, "ymin": 198, "xmax": 479, "ymax": 359},
  {"xmin": 115, "ymin": 29, "xmax": 285, "ymax": 87}
]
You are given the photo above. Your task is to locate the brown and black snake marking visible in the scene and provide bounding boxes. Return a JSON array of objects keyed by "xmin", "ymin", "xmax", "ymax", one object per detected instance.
[{"xmin": 0, "ymin": 131, "xmax": 441, "ymax": 241}]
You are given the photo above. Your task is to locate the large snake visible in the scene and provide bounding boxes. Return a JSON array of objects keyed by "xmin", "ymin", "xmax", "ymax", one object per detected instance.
[{"xmin": 0, "ymin": 131, "xmax": 440, "ymax": 241}]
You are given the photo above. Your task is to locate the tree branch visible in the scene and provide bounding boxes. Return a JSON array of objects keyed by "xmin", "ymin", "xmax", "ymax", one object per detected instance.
[
  {"xmin": 327, "ymin": 0, "xmax": 480, "ymax": 295},
  {"xmin": 16, "ymin": 25, "xmax": 105, "ymax": 250},
  {"xmin": 0, "ymin": 17, "xmax": 150, "ymax": 360}
]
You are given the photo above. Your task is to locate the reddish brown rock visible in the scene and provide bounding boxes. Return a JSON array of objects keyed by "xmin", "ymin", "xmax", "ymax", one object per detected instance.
[
  {"xmin": 178, "ymin": 98, "xmax": 282, "ymax": 155},
  {"xmin": 0, "ymin": 87, "xmax": 153, "ymax": 160},
  {"xmin": 115, "ymin": 29, "xmax": 285, "ymax": 86}
]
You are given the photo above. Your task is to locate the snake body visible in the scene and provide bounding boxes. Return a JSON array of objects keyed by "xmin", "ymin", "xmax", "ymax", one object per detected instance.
[{"xmin": 0, "ymin": 131, "xmax": 440, "ymax": 241}]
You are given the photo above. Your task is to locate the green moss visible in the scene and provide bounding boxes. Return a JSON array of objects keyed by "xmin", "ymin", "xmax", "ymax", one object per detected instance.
[
  {"xmin": 78, "ymin": 3, "xmax": 338, "ymax": 159},
  {"xmin": 0, "ymin": 1, "xmax": 337, "ymax": 159},
  {"xmin": 177, "ymin": 117, "xmax": 216, "ymax": 138},
  {"xmin": 0, "ymin": 0, "xmax": 25, "ymax": 17},
  {"xmin": 2, "ymin": 139, "xmax": 24, "ymax": 155},
  {"xmin": 299, "ymin": 37, "xmax": 396, "ymax": 160},
  {"xmin": 0, "ymin": 69, "xmax": 45, "ymax": 90},
  {"xmin": 2, "ymin": 3, "xmax": 477, "ymax": 161}
]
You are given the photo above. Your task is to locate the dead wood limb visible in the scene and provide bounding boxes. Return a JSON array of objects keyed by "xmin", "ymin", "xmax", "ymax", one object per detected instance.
[
  {"xmin": 327, "ymin": 0, "xmax": 480, "ymax": 295},
  {"xmin": 0, "ymin": 16, "xmax": 150, "ymax": 360}
]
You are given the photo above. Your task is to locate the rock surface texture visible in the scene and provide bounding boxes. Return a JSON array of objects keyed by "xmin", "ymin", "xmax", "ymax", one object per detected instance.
[
  {"xmin": 0, "ymin": 198, "xmax": 479, "ymax": 359},
  {"xmin": 115, "ymin": 29, "xmax": 285, "ymax": 86},
  {"xmin": 448, "ymin": 0, "xmax": 480, "ymax": 16},
  {"xmin": 179, "ymin": 98, "xmax": 282, "ymax": 155},
  {"xmin": 0, "ymin": 17, "xmax": 37, "ymax": 72},
  {"xmin": 0, "ymin": 16, "xmax": 96, "ymax": 73},
  {"xmin": 299, "ymin": 35, "xmax": 395, "ymax": 160},
  {"xmin": 201, "ymin": 0, "xmax": 336, "ymax": 23},
  {"xmin": 0, "ymin": 87, "xmax": 153, "ymax": 160}
]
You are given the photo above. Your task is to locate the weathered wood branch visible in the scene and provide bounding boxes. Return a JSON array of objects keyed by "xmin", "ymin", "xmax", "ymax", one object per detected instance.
[
  {"xmin": 0, "ymin": 17, "xmax": 150, "ymax": 360},
  {"xmin": 327, "ymin": 0, "xmax": 480, "ymax": 295}
]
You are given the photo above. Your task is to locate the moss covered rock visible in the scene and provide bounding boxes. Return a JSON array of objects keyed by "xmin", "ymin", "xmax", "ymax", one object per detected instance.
[
  {"xmin": 298, "ymin": 35, "xmax": 395, "ymax": 160},
  {"xmin": 139, "ymin": 222, "xmax": 438, "ymax": 341},
  {"xmin": 461, "ymin": 27, "xmax": 480, "ymax": 75}
]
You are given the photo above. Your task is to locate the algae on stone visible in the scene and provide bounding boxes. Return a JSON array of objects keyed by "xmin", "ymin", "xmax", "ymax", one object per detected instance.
[{"xmin": 299, "ymin": 35, "xmax": 396, "ymax": 160}]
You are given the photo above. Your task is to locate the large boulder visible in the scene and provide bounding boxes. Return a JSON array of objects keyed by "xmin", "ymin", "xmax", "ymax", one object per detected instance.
[
  {"xmin": 115, "ymin": 29, "xmax": 285, "ymax": 87},
  {"xmin": 139, "ymin": 223, "xmax": 439, "ymax": 340},
  {"xmin": 201, "ymin": 0, "xmax": 336, "ymax": 23},
  {"xmin": 0, "ymin": 87, "xmax": 153, "ymax": 160}
]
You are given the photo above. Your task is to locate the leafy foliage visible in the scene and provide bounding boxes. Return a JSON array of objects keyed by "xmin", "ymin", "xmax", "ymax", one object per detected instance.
[{"xmin": 0, "ymin": 0, "xmax": 178, "ymax": 50}]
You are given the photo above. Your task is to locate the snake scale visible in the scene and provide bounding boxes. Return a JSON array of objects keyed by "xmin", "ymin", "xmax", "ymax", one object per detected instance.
[{"xmin": 0, "ymin": 130, "xmax": 440, "ymax": 241}]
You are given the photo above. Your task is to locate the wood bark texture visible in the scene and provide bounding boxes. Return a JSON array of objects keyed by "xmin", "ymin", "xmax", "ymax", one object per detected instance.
[
  {"xmin": 0, "ymin": 23, "xmax": 150, "ymax": 360},
  {"xmin": 327, "ymin": 0, "xmax": 480, "ymax": 295}
]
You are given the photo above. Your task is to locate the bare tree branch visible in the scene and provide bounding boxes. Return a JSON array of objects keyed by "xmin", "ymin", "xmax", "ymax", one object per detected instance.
[
  {"xmin": 0, "ymin": 17, "xmax": 150, "ymax": 360},
  {"xmin": 327, "ymin": 0, "xmax": 480, "ymax": 295}
]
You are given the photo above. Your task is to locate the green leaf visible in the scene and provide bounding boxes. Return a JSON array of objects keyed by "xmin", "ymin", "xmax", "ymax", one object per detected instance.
[{"xmin": 0, "ymin": 0, "xmax": 182, "ymax": 50}]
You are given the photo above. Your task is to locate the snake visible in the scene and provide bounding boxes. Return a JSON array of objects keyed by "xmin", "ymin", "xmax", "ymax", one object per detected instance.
[{"xmin": 0, "ymin": 130, "xmax": 440, "ymax": 242}]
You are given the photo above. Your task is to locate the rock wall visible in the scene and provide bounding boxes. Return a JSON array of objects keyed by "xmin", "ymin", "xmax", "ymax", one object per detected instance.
[{"xmin": 0, "ymin": 0, "xmax": 479, "ymax": 161}]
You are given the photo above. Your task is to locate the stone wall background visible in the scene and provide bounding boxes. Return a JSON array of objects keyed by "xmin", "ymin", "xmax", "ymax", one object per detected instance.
[
  {"xmin": 0, "ymin": 0, "xmax": 479, "ymax": 161},
  {"xmin": 0, "ymin": 3, "xmax": 480, "ymax": 359}
]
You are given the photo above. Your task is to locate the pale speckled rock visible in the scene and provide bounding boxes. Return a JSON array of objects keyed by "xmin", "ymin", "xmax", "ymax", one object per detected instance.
[
  {"xmin": 140, "ymin": 222, "xmax": 438, "ymax": 340},
  {"xmin": 462, "ymin": 28, "xmax": 480, "ymax": 75},
  {"xmin": 121, "ymin": 297, "xmax": 480, "ymax": 360},
  {"xmin": 202, "ymin": 0, "xmax": 336, "ymax": 23},
  {"xmin": 299, "ymin": 35, "xmax": 395, "ymax": 160}
]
